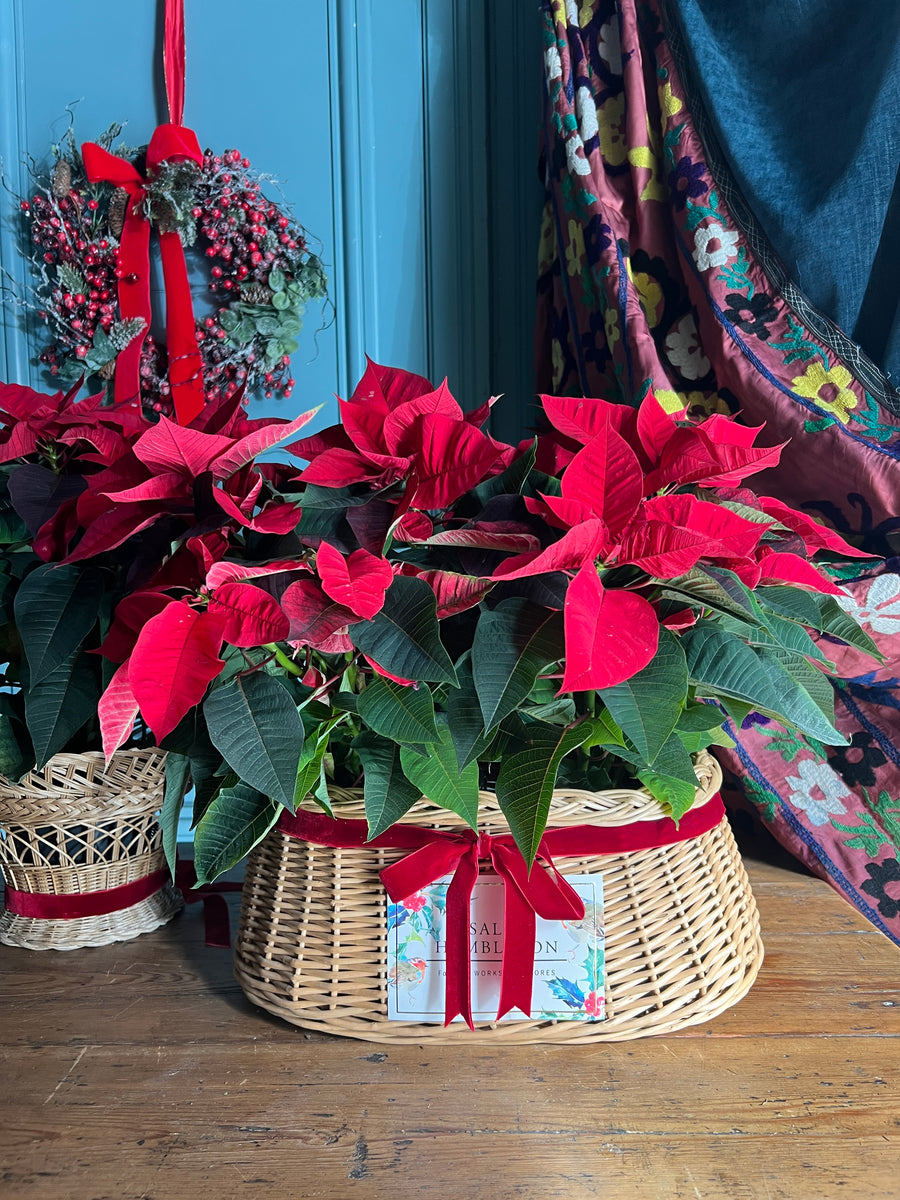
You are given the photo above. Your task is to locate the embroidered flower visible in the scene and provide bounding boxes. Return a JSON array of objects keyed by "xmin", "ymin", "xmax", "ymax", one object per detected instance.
[
  {"xmin": 584, "ymin": 990, "xmax": 604, "ymax": 1016},
  {"xmin": 860, "ymin": 857, "xmax": 900, "ymax": 920},
  {"xmin": 664, "ymin": 314, "xmax": 710, "ymax": 380},
  {"xmin": 836, "ymin": 573, "xmax": 900, "ymax": 634},
  {"xmin": 723, "ymin": 291, "xmax": 778, "ymax": 341},
  {"xmin": 633, "ymin": 271, "xmax": 664, "ymax": 327},
  {"xmin": 579, "ymin": 0, "xmax": 600, "ymax": 27},
  {"xmin": 583, "ymin": 215, "xmax": 612, "ymax": 261},
  {"xmin": 604, "ymin": 306, "xmax": 621, "ymax": 348},
  {"xmin": 693, "ymin": 221, "xmax": 740, "ymax": 271},
  {"xmin": 598, "ymin": 17, "xmax": 623, "ymax": 74},
  {"xmin": 565, "ymin": 130, "xmax": 592, "ymax": 178},
  {"xmin": 659, "ymin": 81, "xmax": 683, "ymax": 119},
  {"xmin": 682, "ymin": 389, "xmax": 734, "ymax": 418},
  {"xmin": 544, "ymin": 44, "xmax": 563, "ymax": 85},
  {"xmin": 598, "ymin": 95, "xmax": 627, "ymax": 166},
  {"xmin": 668, "ymin": 156, "xmax": 708, "ymax": 211},
  {"xmin": 829, "ymin": 731, "xmax": 888, "ymax": 789},
  {"xmin": 791, "ymin": 362, "xmax": 859, "ymax": 425},
  {"xmin": 582, "ymin": 310, "xmax": 611, "ymax": 370},
  {"xmin": 785, "ymin": 758, "xmax": 851, "ymax": 826},
  {"xmin": 653, "ymin": 388, "xmax": 688, "ymax": 414},
  {"xmin": 576, "ymin": 86, "xmax": 599, "ymax": 142},
  {"xmin": 565, "ymin": 219, "xmax": 586, "ymax": 276}
]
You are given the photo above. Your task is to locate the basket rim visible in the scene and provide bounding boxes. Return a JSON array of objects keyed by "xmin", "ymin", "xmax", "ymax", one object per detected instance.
[{"xmin": 299, "ymin": 751, "xmax": 722, "ymax": 832}]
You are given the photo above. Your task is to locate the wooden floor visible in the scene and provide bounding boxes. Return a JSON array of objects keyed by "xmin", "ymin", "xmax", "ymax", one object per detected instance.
[{"xmin": 1, "ymin": 845, "xmax": 899, "ymax": 1200}]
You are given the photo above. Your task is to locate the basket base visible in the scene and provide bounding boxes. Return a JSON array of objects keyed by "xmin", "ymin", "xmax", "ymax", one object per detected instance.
[{"xmin": 0, "ymin": 882, "xmax": 183, "ymax": 951}]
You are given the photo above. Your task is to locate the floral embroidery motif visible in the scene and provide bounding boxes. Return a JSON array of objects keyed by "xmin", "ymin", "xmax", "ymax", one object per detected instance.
[
  {"xmin": 598, "ymin": 95, "xmax": 627, "ymax": 166},
  {"xmin": 597, "ymin": 17, "xmax": 622, "ymax": 72},
  {"xmin": 566, "ymin": 219, "xmax": 587, "ymax": 276},
  {"xmin": 576, "ymin": 86, "xmax": 599, "ymax": 143},
  {"xmin": 836, "ymin": 574, "xmax": 900, "ymax": 635},
  {"xmin": 785, "ymin": 758, "xmax": 851, "ymax": 826},
  {"xmin": 829, "ymin": 731, "xmax": 889, "ymax": 789},
  {"xmin": 692, "ymin": 221, "xmax": 740, "ymax": 271},
  {"xmin": 723, "ymin": 291, "xmax": 778, "ymax": 341},
  {"xmin": 668, "ymin": 156, "xmax": 708, "ymax": 212},
  {"xmin": 791, "ymin": 362, "xmax": 859, "ymax": 424},
  {"xmin": 860, "ymin": 857, "xmax": 900, "ymax": 919},
  {"xmin": 664, "ymin": 313, "xmax": 710, "ymax": 379}
]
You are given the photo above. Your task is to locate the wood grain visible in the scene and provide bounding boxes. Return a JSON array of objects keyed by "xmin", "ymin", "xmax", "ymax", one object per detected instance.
[{"xmin": 1, "ymin": 858, "xmax": 899, "ymax": 1200}]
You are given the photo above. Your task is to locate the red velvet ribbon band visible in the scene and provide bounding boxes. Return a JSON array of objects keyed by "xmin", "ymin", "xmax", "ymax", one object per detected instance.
[
  {"xmin": 175, "ymin": 859, "xmax": 242, "ymax": 949},
  {"xmin": 164, "ymin": 0, "xmax": 187, "ymax": 127},
  {"xmin": 80, "ymin": 1, "xmax": 204, "ymax": 425},
  {"xmin": 4, "ymin": 867, "xmax": 168, "ymax": 920},
  {"xmin": 278, "ymin": 793, "xmax": 726, "ymax": 1028}
]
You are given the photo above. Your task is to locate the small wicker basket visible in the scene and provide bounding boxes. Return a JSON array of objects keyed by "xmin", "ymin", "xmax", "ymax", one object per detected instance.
[
  {"xmin": 234, "ymin": 753, "xmax": 764, "ymax": 1044},
  {"xmin": 0, "ymin": 749, "xmax": 182, "ymax": 951}
]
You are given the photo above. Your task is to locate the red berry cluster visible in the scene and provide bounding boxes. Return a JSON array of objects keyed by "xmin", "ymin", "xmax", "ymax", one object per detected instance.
[
  {"xmin": 22, "ymin": 142, "xmax": 322, "ymax": 418},
  {"xmin": 24, "ymin": 190, "xmax": 119, "ymax": 382}
]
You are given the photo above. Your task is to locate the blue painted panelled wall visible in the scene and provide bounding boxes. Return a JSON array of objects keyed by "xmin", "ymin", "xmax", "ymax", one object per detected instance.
[{"xmin": 0, "ymin": 1, "xmax": 543, "ymax": 441}]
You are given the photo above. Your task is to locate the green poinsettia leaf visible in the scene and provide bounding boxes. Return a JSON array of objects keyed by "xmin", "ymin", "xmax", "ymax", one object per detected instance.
[
  {"xmin": 471, "ymin": 438, "xmax": 537, "ymax": 504},
  {"xmin": 349, "ymin": 575, "xmax": 458, "ymax": 685},
  {"xmin": 193, "ymin": 782, "xmax": 280, "ymax": 885},
  {"xmin": 25, "ymin": 652, "xmax": 99, "ymax": 769},
  {"xmin": 203, "ymin": 672, "xmax": 304, "ymax": 811},
  {"xmin": 660, "ymin": 566, "xmax": 768, "ymax": 627},
  {"xmin": 495, "ymin": 722, "xmax": 593, "ymax": 865},
  {"xmin": 757, "ymin": 645, "xmax": 836, "ymax": 723},
  {"xmin": 357, "ymin": 675, "xmax": 441, "ymax": 745},
  {"xmin": 161, "ymin": 752, "xmax": 191, "ymax": 878},
  {"xmin": 599, "ymin": 626, "xmax": 687, "ymax": 765},
  {"xmin": 814, "ymin": 595, "xmax": 884, "ymax": 663},
  {"xmin": 446, "ymin": 653, "xmax": 492, "ymax": 770},
  {"xmin": 755, "ymin": 584, "xmax": 822, "ymax": 626},
  {"xmin": 0, "ymin": 711, "xmax": 27, "ymax": 780},
  {"xmin": 400, "ymin": 723, "xmax": 479, "ymax": 830},
  {"xmin": 682, "ymin": 622, "xmax": 845, "ymax": 745},
  {"xmin": 14, "ymin": 564, "xmax": 101, "ymax": 686},
  {"xmin": 472, "ymin": 599, "xmax": 563, "ymax": 733},
  {"xmin": 354, "ymin": 730, "xmax": 423, "ymax": 839}
]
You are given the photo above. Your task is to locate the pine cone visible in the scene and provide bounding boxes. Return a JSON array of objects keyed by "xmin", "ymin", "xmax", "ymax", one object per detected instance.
[
  {"xmin": 108, "ymin": 187, "xmax": 129, "ymax": 237},
  {"xmin": 240, "ymin": 283, "xmax": 272, "ymax": 305},
  {"xmin": 99, "ymin": 360, "xmax": 116, "ymax": 381},
  {"xmin": 51, "ymin": 159, "xmax": 72, "ymax": 199}
]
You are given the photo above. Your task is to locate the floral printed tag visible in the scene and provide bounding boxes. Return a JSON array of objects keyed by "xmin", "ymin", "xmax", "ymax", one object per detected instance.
[{"xmin": 386, "ymin": 874, "xmax": 605, "ymax": 1023}]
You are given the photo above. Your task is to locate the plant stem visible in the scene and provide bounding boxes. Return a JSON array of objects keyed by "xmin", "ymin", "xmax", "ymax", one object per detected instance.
[{"xmin": 265, "ymin": 644, "xmax": 304, "ymax": 677}]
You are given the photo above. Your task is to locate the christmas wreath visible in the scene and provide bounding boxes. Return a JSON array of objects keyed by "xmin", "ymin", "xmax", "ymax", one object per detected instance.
[{"xmin": 17, "ymin": 123, "xmax": 327, "ymax": 418}]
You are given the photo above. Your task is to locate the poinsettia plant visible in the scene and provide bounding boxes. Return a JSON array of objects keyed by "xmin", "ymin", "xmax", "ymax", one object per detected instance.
[
  {"xmin": 0, "ymin": 376, "xmax": 316, "ymax": 778},
  {"xmin": 0, "ymin": 362, "xmax": 881, "ymax": 884}
]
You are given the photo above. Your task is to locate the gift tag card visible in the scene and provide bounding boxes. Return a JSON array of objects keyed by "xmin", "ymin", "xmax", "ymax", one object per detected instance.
[{"xmin": 386, "ymin": 873, "xmax": 605, "ymax": 1023}]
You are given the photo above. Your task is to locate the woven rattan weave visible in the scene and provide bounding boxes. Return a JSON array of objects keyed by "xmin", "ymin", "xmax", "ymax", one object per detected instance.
[
  {"xmin": 234, "ymin": 753, "xmax": 764, "ymax": 1043},
  {"xmin": 0, "ymin": 749, "xmax": 182, "ymax": 950}
]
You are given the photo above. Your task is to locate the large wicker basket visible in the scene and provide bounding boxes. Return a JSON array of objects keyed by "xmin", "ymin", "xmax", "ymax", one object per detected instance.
[
  {"xmin": 0, "ymin": 749, "xmax": 182, "ymax": 950},
  {"xmin": 234, "ymin": 753, "xmax": 764, "ymax": 1043}
]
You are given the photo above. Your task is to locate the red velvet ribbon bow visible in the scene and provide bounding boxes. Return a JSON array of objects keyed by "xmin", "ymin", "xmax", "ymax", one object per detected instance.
[
  {"xmin": 278, "ymin": 794, "xmax": 725, "ymax": 1029},
  {"xmin": 81, "ymin": 125, "xmax": 206, "ymax": 426}
]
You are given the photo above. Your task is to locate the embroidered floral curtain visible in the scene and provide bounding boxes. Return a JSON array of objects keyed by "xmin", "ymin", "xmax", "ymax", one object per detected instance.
[{"xmin": 536, "ymin": 0, "xmax": 900, "ymax": 942}]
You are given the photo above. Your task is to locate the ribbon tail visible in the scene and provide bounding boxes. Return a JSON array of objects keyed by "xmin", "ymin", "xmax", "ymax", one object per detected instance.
[
  {"xmin": 164, "ymin": 0, "xmax": 187, "ymax": 126},
  {"xmin": 158, "ymin": 229, "xmax": 205, "ymax": 424},
  {"xmin": 443, "ymin": 849, "xmax": 478, "ymax": 1029},
  {"xmin": 113, "ymin": 204, "xmax": 152, "ymax": 407},
  {"xmin": 496, "ymin": 881, "xmax": 537, "ymax": 1021}
]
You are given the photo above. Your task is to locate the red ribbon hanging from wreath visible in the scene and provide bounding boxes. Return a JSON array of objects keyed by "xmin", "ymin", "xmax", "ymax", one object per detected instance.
[{"xmin": 81, "ymin": 0, "xmax": 205, "ymax": 426}]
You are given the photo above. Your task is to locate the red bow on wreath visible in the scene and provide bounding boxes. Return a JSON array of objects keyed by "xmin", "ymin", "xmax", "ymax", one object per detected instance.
[{"xmin": 80, "ymin": 0, "xmax": 204, "ymax": 425}]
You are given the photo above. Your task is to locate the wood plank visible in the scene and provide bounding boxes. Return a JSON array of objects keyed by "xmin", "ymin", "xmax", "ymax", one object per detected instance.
[
  {"xmin": 2, "ymin": 1134, "xmax": 898, "ymax": 1200},
  {"xmin": 3, "ymin": 1037, "xmax": 898, "ymax": 1133}
]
